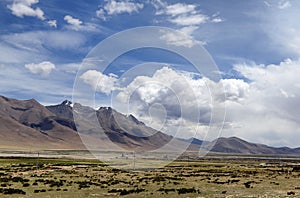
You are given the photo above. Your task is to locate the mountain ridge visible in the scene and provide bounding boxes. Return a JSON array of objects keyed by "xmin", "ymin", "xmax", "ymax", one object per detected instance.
[
  {"xmin": 0, "ymin": 95, "xmax": 299, "ymax": 155},
  {"xmin": 206, "ymin": 136, "xmax": 300, "ymax": 155}
]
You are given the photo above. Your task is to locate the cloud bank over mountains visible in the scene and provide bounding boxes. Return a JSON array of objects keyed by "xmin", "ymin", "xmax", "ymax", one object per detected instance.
[{"xmin": 80, "ymin": 58, "xmax": 300, "ymax": 147}]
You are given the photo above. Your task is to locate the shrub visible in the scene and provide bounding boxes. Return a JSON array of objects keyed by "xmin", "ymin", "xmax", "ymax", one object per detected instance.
[
  {"xmin": 1, "ymin": 188, "xmax": 26, "ymax": 195},
  {"xmin": 158, "ymin": 188, "xmax": 176, "ymax": 194},
  {"xmin": 287, "ymin": 191, "xmax": 295, "ymax": 195},
  {"xmin": 152, "ymin": 176, "xmax": 166, "ymax": 182},
  {"xmin": 177, "ymin": 188, "xmax": 197, "ymax": 194},
  {"xmin": 244, "ymin": 181, "xmax": 251, "ymax": 188}
]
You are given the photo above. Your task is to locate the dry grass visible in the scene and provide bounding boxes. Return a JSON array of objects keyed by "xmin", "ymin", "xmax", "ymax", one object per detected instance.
[{"xmin": 0, "ymin": 156, "xmax": 299, "ymax": 197}]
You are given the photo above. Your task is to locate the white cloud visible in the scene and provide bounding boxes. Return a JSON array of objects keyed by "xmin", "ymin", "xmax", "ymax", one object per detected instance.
[
  {"xmin": 221, "ymin": 59, "xmax": 300, "ymax": 147},
  {"xmin": 47, "ymin": 20, "xmax": 57, "ymax": 28},
  {"xmin": 114, "ymin": 67, "xmax": 220, "ymax": 139},
  {"xmin": 105, "ymin": 0, "xmax": 143, "ymax": 15},
  {"xmin": 96, "ymin": 9, "xmax": 107, "ymax": 20},
  {"xmin": 80, "ymin": 70, "xmax": 118, "ymax": 95},
  {"xmin": 262, "ymin": 1, "xmax": 300, "ymax": 56},
  {"xmin": 179, "ymin": 26, "xmax": 199, "ymax": 35},
  {"xmin": 96, "ymin": 0, "xmax": 143, "ymax": 20},
  {"xmin": 151, "ymin": 0, "xmax": 167, "ymax": 11},
  {"xmin": 155, "ymin": 2, "xmax": 209, "ymax": 47},
  {"xmin": 154, "ymin": 1, "xmax": 220, "ymax": 46},
  {"xmin": 7, "ymin": 0, "xmax": 45, "ymax": 20},
  {"xmin": 25, "ymin": 61, "xmax": 56, "ymax": 77},
  {"xmin": 64, "ymin": 15, "xmax": 83, "ymax": 30},
  {"xmin": 221, "ymin": 79, "xmax": 249, "ymax": 102},
  {"xmin": 0, "ymin": 31, "xmax": 86, "ymax": 61},
  {"xmin": 74, "ymin": 59, "xmax": 300, "ymax": 147},
  {"xmin": 278, "ymin": 0, "xmax": 291, "ymax": 9},
  {"xmin": 211, "ymin": 17, "xmax": 223, "ymax": 23},
  {"xmin": 63, "ymin": 15, "xmax": 100, "ymax": 32},
  {"xmin": 110, "ymin": 60, "xmax": 300, "ymax": 147},
  {"xmin": 161, "ymin": 3, "xmax": 197, "ymax": 16},
  {"xmin": 0, "ymin": 65, "xmax": 75, "ymax": 105},
  {"xmin": 160, "ymin": 30, "xmax": 199, "ymax": 48},
  {"xmin": 155, "ymin": 2, "xmax": 209, "ymax": 27},
  {"xmin": 169, "ymin": 14, "xmax": 208, "ymax": 26}
]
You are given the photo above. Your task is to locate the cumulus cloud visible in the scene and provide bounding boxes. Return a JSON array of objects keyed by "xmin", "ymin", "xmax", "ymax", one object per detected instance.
[
  {"xmin": 47, "ymin": 20, "xmax": 57, "ymax": 28},
  {"xmin": 112, "ymin": 60, "xmax": 300, "ymax": 147},
  {"xmin": 221, "ymin": 79, "xmax": 249, "ymax": 102},
  {"xmin": 78, "ymin": 58, "xmax": 300, "ymax": 147},
  {"xmin": 25, "ymin": 61, "xmax": 56, "ymax": 77},
  {"xmin": 7, "ymin": 0, "xmax": 45, "ymax": 20},
  {"xmin": 63, "ymin": 15, "xmax": 100, "ymax": 32},
  {"xmin": 221, "ymin": 59, "xmax": 300, "ymax": 147},
  {"xmin": 96, "ymin": 0, "xmax": 144, "ymax": 20},
  {"xmin": 64, "ymin": 15, "xmax": 83, "ymax": 30},
  {"xmin": 114, "ymin": 67, "xmax": 223, "ymax": 139},
  {"xmin": 80, "ymin": 70, "xmax": 118, "ymax": 95}
]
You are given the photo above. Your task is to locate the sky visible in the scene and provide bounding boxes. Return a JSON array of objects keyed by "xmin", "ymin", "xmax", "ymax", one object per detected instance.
[{"xmin": 1, "ymin": 0, "xmax": 300, "ymax": 147}]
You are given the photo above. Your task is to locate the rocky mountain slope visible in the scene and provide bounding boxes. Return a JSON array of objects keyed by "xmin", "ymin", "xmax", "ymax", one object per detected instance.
[{"xmin": 1, "ymin": 95, "xmax": 299, "ymax": 155}]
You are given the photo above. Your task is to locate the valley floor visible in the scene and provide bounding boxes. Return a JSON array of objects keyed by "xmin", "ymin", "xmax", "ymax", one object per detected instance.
[{"xmin": 0, "ymin": 153, "xmax": 299, "ymax": 197}]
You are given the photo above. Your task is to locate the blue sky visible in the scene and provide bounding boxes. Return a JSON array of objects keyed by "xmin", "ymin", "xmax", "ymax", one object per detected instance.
[{"xmin": 1, "ymin": 0, "xmax": 300, "ymax": 147}]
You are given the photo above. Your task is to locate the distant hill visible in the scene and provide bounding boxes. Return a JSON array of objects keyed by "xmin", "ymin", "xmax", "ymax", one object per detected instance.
[{"xmin": 206, "ymin": 137, "xmax": 300, "ymax": 155}]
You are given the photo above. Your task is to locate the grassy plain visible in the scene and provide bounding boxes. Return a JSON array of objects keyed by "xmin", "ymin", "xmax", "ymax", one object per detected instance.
[{"xmin": 0, "ymin": 154, "xmax": 299, "ymax": 197}]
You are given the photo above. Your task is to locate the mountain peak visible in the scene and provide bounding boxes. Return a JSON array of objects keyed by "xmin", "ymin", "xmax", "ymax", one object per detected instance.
[
  {"xmin": 61, "ymin": 100, "xmax": 72, "ymax": 106},
  {"xmin": 99, "ymin": 106, "xmax": 112, "ymax": 111},
  {"xmin": 127, "ymin": 114, "xmax": 144, "ymax": 125}
]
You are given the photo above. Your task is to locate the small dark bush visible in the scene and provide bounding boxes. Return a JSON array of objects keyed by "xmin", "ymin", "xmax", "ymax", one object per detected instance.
[
  {"xmin": 108, "ymin": 188, "xmax": 145, "ymax": 195},
  {"xmin": 244, "ymin": 181, "xmax": 251, "ymax": 188},
  {"xmin": 152, "ymin": 176, "xmax": 166, "ymax": 182},
  {"xmin": 158, "ymin": 188, "xmax": 176, "ymax": 193},
  {"xmin": 12, "ymin": 177, "xmax": 24, "ymax": 182},
  {"xmin": 1, "ymin": 188, "xmax": 26, "ymax": 195},
  {"xmin": 177, "ymin": 188, "xmax": 197, "ymax": 194},
  {"xmin": 287, "ymin": 191, "xmax": 295, "ymax": 195},
  {"xmin": 0, "ymin": 178, "xmax": 9, "ymax": 182}
]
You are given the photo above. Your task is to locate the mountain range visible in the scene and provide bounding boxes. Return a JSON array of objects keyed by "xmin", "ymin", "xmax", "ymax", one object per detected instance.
[{"xmin": 0, "ymin": 95, "xmax": 300, "ymax": 155}]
